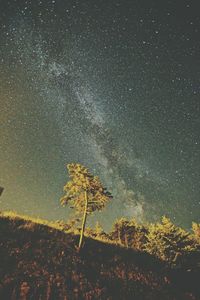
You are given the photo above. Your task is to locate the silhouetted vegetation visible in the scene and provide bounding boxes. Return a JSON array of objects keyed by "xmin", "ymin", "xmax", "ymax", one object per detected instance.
[{"xmin": 0, "ymin": 211, "xmax": 200, "ymax": 299}]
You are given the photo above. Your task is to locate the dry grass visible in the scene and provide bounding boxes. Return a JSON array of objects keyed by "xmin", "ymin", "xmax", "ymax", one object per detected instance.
[{"xmin": 0, "ymin": 211, "xmax": 199, "ymax": 300}]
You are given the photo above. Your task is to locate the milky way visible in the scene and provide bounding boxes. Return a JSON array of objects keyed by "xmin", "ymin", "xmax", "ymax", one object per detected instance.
[{"xmin": 0, "ymin": 0, "xmax": 200, "ymax": 229}]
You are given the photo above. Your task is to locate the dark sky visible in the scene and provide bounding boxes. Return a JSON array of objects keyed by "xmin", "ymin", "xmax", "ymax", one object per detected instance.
[{"xmin": 0, "ymin": 0, "xmax": 200, "ymax": 229}]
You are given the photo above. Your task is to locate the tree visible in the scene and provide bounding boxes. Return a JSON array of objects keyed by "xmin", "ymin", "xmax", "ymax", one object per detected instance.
[
  {"xmin": 145, "ymin": 216, "xmax": 196, "ymax": 264},
  {"xmin": 94, "ymin": 221, "xmax": 104, "ymax": 237},
  {"xmin": 192, "ymin": 222, "xmax": 200, "ymax": 243},
  {"xmin": 60, "ymin": 163, "xmax": 112, "ymax": 251},
  {"xmin": 110, "ymin": 218, "xmax": 130, "ymax": 246},
  {"xmin": 110, "ymin": 218, "xmax": 147, "ymax": 250},
  {"xmin": 127, "ymin": 219, "xmax": 148, "ymax": 251}
]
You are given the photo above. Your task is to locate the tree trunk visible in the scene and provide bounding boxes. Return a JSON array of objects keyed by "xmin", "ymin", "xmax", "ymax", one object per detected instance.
[
  {"xmin": 78, "ymin": 190, "xmax": 88, "ymax": 251},
  {"xmin": 118, "ymin": 229, "xmax": 122, "ymax": 245},
  {"xmin": 125, "ymin": 233, "xmax": 128, "ymax": 248}
]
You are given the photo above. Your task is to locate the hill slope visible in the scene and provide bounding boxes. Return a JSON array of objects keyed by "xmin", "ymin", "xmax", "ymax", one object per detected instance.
[{"xmin": 0, "ymin": 212, "xmax": 199, "ymax": 300}]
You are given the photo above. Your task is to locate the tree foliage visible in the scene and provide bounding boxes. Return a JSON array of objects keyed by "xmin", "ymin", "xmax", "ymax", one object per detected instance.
[
  {"xmin": 145, "ymin": 216, "xmax": 196, "ymax": 263},
  {"xmin": 110, "ymin": 217, "xmax": 147, "ymax": 250},
  {"xmin": 60, "ymin": 163, "xmax": 112, "ymax": 250},
  {"xmin": 192, "ymin": 222, "xmax": 200, "ymax": 243},
  {"xmin": 59, "ymin": 163, "xmax": 199, "ymax": 260},
  {"xmin": 60, "ymin": 163, "xmax": 112, "ymax": 213}
]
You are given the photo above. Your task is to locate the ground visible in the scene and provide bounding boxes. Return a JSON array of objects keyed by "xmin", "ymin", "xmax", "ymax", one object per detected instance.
[{"xmin": 0, "ymin": 212, "xmax": 199, "ymax": 300}]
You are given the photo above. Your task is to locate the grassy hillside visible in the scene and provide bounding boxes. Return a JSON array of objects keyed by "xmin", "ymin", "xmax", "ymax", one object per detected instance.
[{"xmin": 0, "ymin": 212, "xmax": 199, "ymax": 300}]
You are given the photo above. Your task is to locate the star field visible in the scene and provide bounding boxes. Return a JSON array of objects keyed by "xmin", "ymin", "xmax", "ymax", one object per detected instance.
[{"xmin": 0, "ymin": 0, "xmax": 200, "ymax": 229}]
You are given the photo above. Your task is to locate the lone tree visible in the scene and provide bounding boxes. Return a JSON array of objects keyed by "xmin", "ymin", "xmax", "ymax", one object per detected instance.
[{"xmin": 60, "ymin": 163, "xmax": 112, "ymax": 250}]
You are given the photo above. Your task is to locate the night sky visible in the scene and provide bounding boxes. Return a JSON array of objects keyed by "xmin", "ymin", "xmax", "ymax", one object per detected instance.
[{"xmin": 0, "ymin": 0, "xmax": 200, "ymax": 230}]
